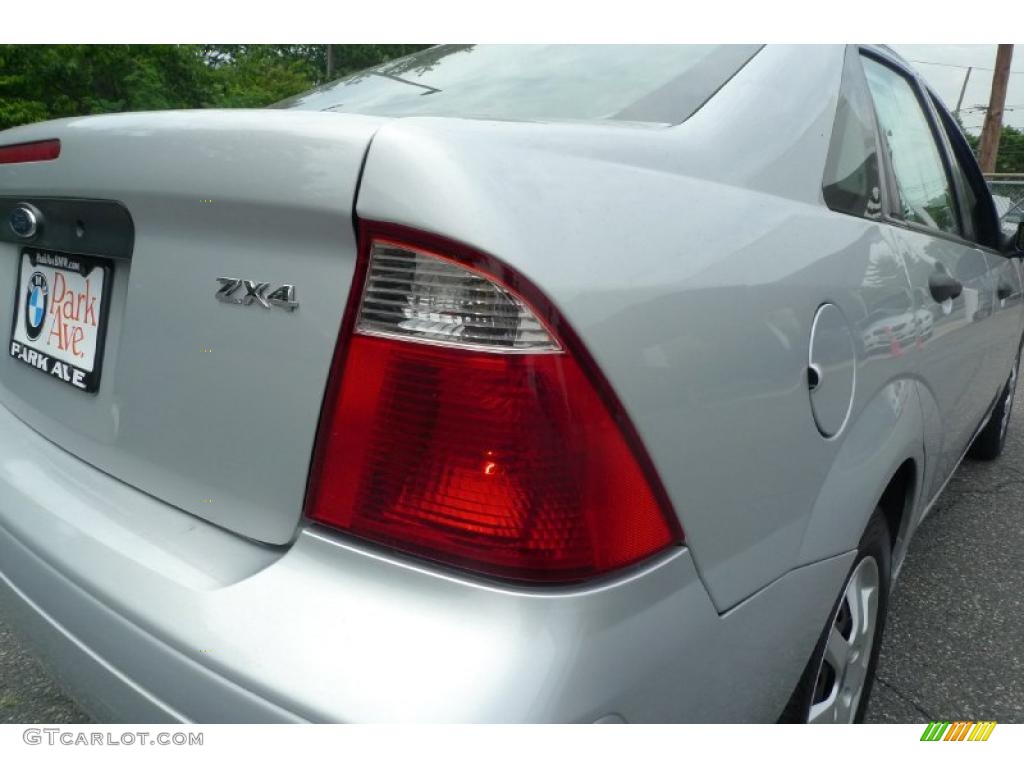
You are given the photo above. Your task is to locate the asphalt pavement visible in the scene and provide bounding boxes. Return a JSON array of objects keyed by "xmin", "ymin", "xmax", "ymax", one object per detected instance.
[
  {"xmin": 2, "ymin": 407, "xmax": 1023, "ymax": 724},
  {"xmin": 865, "ymin": 404, "xmax": 1024, "ymax": 724},
  {"xmin": 0, "ymin": 617, "xmax": 91, "ymax": 723}
]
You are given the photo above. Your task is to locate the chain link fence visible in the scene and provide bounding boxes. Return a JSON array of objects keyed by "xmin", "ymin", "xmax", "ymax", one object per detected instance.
[{"xmin": 986, "ymin": 174, "xmax": 1024, "ymax": 226}]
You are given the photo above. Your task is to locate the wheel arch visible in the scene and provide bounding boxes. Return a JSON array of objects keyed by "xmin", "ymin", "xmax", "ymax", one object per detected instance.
[
  {"xmin": 796, "ymin": 378, "xmax": 924, "ymax": 566},
  {"xmin": 878, "ymin": 457, "xmax": 917, "ymax": 552}
]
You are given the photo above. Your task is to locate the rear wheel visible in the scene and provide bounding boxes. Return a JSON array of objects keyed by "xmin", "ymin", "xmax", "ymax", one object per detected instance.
[
  {"xmin": 969, "ymin": 360, "xmax": 1018, "ymax": 461},
  {"xmin": 780, "ymin": 509, "xmax": 890, "ymax": 723}
]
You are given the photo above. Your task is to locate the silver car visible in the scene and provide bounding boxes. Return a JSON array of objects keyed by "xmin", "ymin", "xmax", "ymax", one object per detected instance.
[{"xmin": 0, "ymin": 44, "xmax": 1022, "ymax": 723}]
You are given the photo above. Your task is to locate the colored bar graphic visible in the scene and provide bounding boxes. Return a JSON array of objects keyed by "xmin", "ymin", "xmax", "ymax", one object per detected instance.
[
  {"xmin": 969, "ymin": 721, "xmax": 997, "ymax": 741},
  {"xmin": 944, "ymin": 721, "xmax": 971, "ymax": 741},
  {"xmin": 921, "ymin": 720, "xmax": 996, "ymax": 741}
]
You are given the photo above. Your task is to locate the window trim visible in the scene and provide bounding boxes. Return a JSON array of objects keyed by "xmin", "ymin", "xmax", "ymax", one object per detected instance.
[
  {"xmin": 926, "ymin": 87, "xmax": 1005, "ymax": 253},
  {"xmin": 855, "ymin": 48, "xmax": 901, "ymax": 222},
  {"xmin": 921, "ymin": 90, "xmax": 978, "ymax": 241}
]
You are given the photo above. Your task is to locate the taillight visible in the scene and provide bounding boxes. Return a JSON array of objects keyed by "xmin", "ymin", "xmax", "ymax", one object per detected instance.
[
  {"xmin": 0, "ymin": 139, "xmax": 61, "ymax": 164},
  {"xmin": 306, "ymin": 222, "xmax": 682, "ymax": 582}
]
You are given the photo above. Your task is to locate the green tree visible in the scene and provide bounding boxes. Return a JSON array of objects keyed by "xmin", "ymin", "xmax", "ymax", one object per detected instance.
[
  {"xmin": 0, "ymin": 44, "xmax": 432, "ymax": 131},
  {"xmin": 965, "ymin": 124, "xmax": 1024, "ymax": 174},
  {"xmin": 0, "ymin": 45, "xmax": 212, "ymax": 129},
  {"xmin": 203, "ymin": 46, "xmax": 320, "ymax": 108},
  {"xmin": 991, "ymin": 125, "xmax": 1024, "ymax": 174}
]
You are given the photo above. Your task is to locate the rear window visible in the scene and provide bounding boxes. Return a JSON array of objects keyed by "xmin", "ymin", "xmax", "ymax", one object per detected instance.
[{"xmin": 276, "ymin": 44, "xmax": 762, "ymax": 125}]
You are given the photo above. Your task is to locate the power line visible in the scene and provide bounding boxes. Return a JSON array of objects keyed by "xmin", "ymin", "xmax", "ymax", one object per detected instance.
[
  {"xmin": 961, "ymin": 106, "xmax": 1022, "ymax": 114},
  {"xmin": 908, "ymin": 58, "xmax": 1024, "ymax": 76}
]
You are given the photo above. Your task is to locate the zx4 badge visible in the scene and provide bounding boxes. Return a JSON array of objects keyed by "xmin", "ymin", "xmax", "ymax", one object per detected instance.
[{"xmin": 216, "ymin": 278, "xmax": 298, "ymax": 311}]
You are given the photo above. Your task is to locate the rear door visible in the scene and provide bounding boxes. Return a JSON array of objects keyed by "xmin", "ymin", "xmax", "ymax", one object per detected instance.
[
  {"xmin": 928, "ymin": 90, "xmax": 1024, "ymax": 395},
  {"xmin": 859, "ymin": 53, "xmax": 997, "ymax": 498}
]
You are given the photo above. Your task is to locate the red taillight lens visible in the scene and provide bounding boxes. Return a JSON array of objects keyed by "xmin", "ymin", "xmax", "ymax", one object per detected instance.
[
  {"xmin": 0, "ymin": 139, "xmax": 60, "ymax": 164},
  {"xmin": 307, "ymin": 223, "xmax": 682, "ymax": 582}
]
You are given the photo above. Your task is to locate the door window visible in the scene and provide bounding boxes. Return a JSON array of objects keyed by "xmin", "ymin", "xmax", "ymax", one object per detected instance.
[{"xmin": 860, "ymin": 56, "xmax": 960, "ymax": 236}]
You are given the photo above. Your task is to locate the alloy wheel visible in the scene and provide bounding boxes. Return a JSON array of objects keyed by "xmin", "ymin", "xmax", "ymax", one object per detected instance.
[{"xmin": 808, "ymin": 556, "xmax": 880, "ymax": 723}]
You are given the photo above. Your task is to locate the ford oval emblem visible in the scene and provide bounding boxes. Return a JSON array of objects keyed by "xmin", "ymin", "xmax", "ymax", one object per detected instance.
[{"xmin": 9, "ymin": 203, "xmax": 40, "ymax": 239}]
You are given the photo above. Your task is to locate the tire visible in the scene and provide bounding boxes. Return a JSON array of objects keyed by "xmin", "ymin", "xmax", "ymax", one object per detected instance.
[
  {"xmin": 779, "ymin": 509, "xmax": 891, "ymax": 723},
  {"xmin": 969, "ymin": 360, "xmax": 1018, "ymax": 461}
]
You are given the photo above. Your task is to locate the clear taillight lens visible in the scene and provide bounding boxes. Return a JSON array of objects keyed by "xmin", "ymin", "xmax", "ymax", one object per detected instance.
[
  {"xmin": 306, "ymin": 223, "xmax": 682, "ymax": 583},
  {"xmin": 357, "ymin": 241, "xmax": 560, "ymax": 352}
]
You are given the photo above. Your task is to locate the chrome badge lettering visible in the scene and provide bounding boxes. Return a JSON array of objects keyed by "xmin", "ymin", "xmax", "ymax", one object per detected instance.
[{"xmin": 216, "ymin": 278, "xmax": 298, "ymax": 311}]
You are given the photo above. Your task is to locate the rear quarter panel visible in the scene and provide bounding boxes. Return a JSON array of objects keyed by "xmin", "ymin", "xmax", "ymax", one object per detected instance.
[{"xmin": 357, "ymin": 45, "xmax": 926, "ymax": 610}]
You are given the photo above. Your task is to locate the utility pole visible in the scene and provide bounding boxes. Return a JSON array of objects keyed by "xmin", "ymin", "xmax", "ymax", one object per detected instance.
[
  {"xmin": 978, "ymin": 45, "xmax": 1014, "ymax": 174},
  {"xmin": 326, "ymin": 44, "xmax": 335, "ymax": 80},
  {"xmin": 955, "ymin": 66, "xmax": 972, "ymax": 118}
]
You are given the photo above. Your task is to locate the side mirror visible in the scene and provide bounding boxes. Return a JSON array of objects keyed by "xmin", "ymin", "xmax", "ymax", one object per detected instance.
[{"xmin": 1001, "ymin": 220, "xmax": 1024, "ymax": 257}]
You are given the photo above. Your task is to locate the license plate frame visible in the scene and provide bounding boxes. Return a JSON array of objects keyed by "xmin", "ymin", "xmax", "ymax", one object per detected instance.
[{"xmin": 9, "ymin": 248, "xmax": 113, "ymax": 393}]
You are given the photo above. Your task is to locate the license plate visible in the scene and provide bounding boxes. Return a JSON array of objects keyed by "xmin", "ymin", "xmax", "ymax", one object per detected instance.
[{"xmin": 9, "ymin": 248, "xmax": 112, "ymax": 393}]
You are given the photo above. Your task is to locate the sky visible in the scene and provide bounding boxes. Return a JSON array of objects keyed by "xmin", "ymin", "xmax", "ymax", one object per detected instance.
[{"xmin": 892, "ymin": 45, "xmax": 1024, "ymax": 133}]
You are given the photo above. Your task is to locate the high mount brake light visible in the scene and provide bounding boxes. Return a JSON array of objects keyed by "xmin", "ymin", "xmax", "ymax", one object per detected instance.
[
  {"xmin": 306, "ymin": 222, "xmax": 682, "ymax": 583},
  {"xmin": 0, "ymin": 139, "xmax": 61, "ymax": 165}
]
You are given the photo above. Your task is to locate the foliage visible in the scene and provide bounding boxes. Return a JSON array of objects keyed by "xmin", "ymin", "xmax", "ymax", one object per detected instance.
[
  {"xmin": 0, "ymin": 45, "xmax": 211, "ymax": 129},
  {"xmin": 203, "ymin": 46, "xmax": 320, "ymax": 108},
  {"xmin": 965, "ymin": 125, "xmax": 1024, "ymax": 175},
  {"xmin": 0, "ymin": 44, "xmax": 430, "ymax": 130},
  {"xmin": 998, "ymin": 125, "xmax": 1024, "ymax": 174}
]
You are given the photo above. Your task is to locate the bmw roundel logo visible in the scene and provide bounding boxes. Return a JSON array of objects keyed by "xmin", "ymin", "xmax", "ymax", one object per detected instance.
[
  {"xmin": 9, "ymin": 204, "xmax": 40, "ymax": 239},
  {"xmin": 25, "ymin": 271, "xmax": 48, "ymax": 341}
]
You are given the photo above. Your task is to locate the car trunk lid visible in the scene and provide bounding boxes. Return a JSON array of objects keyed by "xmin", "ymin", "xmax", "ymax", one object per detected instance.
[{"xmin": 0, "ymin": 109, "xmax": 384, "ymax": 544}]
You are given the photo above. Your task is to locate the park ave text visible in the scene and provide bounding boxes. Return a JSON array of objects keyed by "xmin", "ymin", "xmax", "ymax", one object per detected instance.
[
  {"xmin": 10, "ymin": 340, "xmax": 87, "ymax": 389},
  {"xmin": 46, "ymin": 270, "xmax": 99, "ymax": 358}
]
